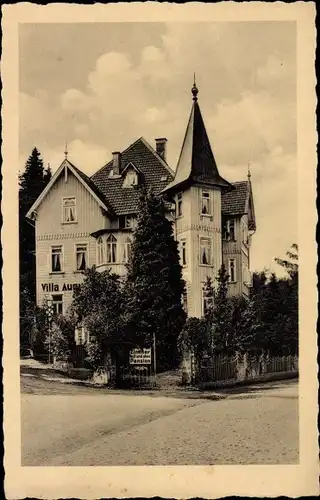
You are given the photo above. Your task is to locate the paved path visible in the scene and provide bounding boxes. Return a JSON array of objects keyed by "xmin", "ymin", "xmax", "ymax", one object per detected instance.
[{"xmin": 21, "ymin": 380, "xmax": 298, "ymax": 466}]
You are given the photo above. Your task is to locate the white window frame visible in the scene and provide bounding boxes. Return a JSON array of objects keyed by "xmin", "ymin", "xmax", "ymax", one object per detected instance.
[
  {"xmin": 62, "ymin": 196, "xmax": 77, "ymax": 224},
  {"xmin": 123, "ymin": 236, "xmax": 132, "ymax": 263},
  {"xmin": 51, "ymin": 294, "xmax": 63, "ymax": 316},
  {"xmin": 228, "ymin": 258, "xmax": 237, "ymax": 283},
  {"xmin": 199, "ymin": 237, "xmax": 212, "ymax": 266},
  {"xmin": 177, "ymin": 192, "xmax": 183, "ymax": 217},
  {"xmin": 181, "ymin": 239, "xmax": 187, "ymax": 266},
  {"xmin": 201, "ymin": 190, "xmax": 211, "ymax": 216},
  {"xmin": 106, "ymin": 234, "xmax": 117, "ymax": 264},
  {"xmin": 75, "ymin": 243, "xmax": 88, "ymax": 272},
  {"xmin": 96, "ymin": 236, "xmax": 105, "ymax": 266},
  {"xmin": 50, "ymin": 245, "xmax": 64, "ymax": 273}
]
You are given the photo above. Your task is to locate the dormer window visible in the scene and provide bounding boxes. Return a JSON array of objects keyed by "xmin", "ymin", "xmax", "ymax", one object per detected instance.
[
  {"xmin": 62, "ymin": 197, "xmax": 77, "ymax": 223},
  {"xmin": 123, "ymin": 169, "xmax": 138, "ymax": 188}
]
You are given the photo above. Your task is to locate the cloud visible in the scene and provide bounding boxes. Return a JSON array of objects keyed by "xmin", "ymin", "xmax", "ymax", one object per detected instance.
[
  {"xmin": 208, "ymin": 90, "xmax": 296, "ymax": 167},
  {"xmin": 19, "ymin": 22, "xmax": 297, "ymax": 275}
]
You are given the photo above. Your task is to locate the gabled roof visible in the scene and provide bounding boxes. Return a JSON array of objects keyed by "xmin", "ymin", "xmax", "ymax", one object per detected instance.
[
  {"xmin": 121, "ymin": 161, "xmax": 143, "ymax": 176},
  {"xmin": 91, "ymin": 137, "xmax": 174, "ymax": 215},
  {"xmin": 26, "ymin": 158, "xmax": 111, "ymax": 219},
  {"xmin": 163, "ymin": 84, "xmax": 233, "ymax": 194},
  {"xmin": 221, "ymin": 179, "xmax": 256, "ymax": 230}
]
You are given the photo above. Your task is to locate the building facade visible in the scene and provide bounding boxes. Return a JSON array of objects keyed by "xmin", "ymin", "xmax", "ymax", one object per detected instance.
[{"xmin": 26, "ymin": 83, "xmax": 256, "ymax": 325}]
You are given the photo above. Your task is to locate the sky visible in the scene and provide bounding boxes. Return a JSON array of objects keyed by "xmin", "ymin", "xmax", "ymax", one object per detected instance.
[{"xmin": 19, "ymin": 21, "xmax": 297, "ymax": 275}]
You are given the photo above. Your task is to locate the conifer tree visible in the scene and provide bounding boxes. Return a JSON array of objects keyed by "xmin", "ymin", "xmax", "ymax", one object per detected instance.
[
  {"xmin": 19, "ymin": 148, "xmax": 51, "ymax": 346},
  {"xmin": 125, "ymin": 189, "xmax": 186, "ymax": 371},
  {"xmin": 210, "ymin": 264, "xmax": 233, "ymax": 353}
]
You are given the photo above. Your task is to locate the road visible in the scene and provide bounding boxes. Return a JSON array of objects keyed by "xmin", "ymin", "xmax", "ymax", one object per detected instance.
[{"xmin": 21, "ymin": 378, "xmax": 298, "ymax": 466}]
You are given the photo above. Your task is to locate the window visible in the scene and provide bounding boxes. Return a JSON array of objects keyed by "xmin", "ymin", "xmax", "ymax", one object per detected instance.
[
  {"xmin": 106, "ymin": 234, "xmax": 117, "ymax": 263},
  {"xmin": 202, "ymin": 288, "xmax": 212, "ymax": 317},
  {"xmin": 223, "ymin": 219, "xmax": 236, "ymax": 240},
  {"xmin": 201, "ymin": 191, "xmax": 211, "ymax": 215},
  {"xmin": 228, "ymin": 258, "xmax": 236, "ymax": 282},
  {"xmin": 62, "ymin": 197, "xmax": 76, "ymax": 223},
  {"xmin": 97, "ymin": 236, "xmax": 105, "ymax": 265},
  {"xmin": 177, "ymin": 192, "xmax": 183, "ymax": 217},
  {"xmin": 200, "ymin": 238, "xmax": 211, "ymax": 265},
  {"xmin": 51, "ymin": 246, "xmax": 63, "ymax": 273},
  {"xmin": 182, "ymin": 291, "xmax": 188, "ymax": 312},
  {"xmin": 123, "ymin": 170, "xmax": 138, "ymax": 188},
  {"xmin": 123, "ymin": 236, "xmax": 132, "ymax": 263},
  {"xmin": 125, "ymin": 216, "xmax": 135, "ymax": 229},
  {"xmin": 52, "ymin": 294, "xmax": 63, "ymax": 315},
  {"xmin": 181, "ymin": 240, "xmax": 187, "ymax": 266},
  {"xmin": 76, "ymin": 244, "xmax": 88, "ymax": 271}
]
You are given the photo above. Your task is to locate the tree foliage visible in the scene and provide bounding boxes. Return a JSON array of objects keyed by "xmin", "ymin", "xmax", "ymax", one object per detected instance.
[
  {"xmin": 181, "ymin": 244, "xmax": 299, "ymax": 359},
  {"xmin": 45, "ymin": 313, "xmax": 77, "ymax": 362},
  {"xmin": 125, "ymin": 189, "xmax": 186, "ymax": 371},
  {"xmin": 71, "ymin": 267, "xmax": 127, "ymax": 368}
]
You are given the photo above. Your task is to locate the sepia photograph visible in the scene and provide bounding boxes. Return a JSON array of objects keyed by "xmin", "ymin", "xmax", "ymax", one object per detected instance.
[{"xmin": 2, "ymin": 2, "xmax": 317, "ymax": 498}]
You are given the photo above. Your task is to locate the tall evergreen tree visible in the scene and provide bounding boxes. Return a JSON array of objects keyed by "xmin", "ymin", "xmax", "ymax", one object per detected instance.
[
  {"xmin": 209, "ymin": 264, "xmax": 233, "ymax": 353},
  {"xmin": 19, "ymin": 148, "xmax": 51, "ymax": 346},
  {"xmin": 125, "ymin": 189, "xmax": 186, "ymax": 371}
]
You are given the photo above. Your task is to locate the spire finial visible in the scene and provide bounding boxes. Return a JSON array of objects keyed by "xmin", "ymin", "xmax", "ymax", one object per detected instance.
[
  {"xmin": 64, "ymin": 140, "xmax": 68, "ymax": 160},
  {"xmin": 192, "ymin": 73, "xmax": 199, "ymax": 101},
  {"xmin": 248, "ymin": 161, "xmax": 251, "ymax": 181}
]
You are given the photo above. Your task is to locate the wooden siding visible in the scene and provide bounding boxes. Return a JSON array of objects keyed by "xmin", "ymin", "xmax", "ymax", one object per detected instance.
[
  {"xmin": 35, "ymin": 168, "xmax": 111, "ymax": 311},
  {"xmin": 36, "ymin": 168, "xmax": 109, "ymax": 235},
  {"xmin": 222, "ymin": 214, "xmax": 252, "ymax": 297},
  {"xmin": 175, "ymin": 186, "xmax": 222, "ymax": 318},
  {"xmin": 36, "ymin": 233, "xmax": 101, "ymax": 311}
]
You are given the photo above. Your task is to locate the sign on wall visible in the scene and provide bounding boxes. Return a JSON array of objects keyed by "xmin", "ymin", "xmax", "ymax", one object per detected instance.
[
  {"xmin": 129, "ymin": 348, "xmax": 152, "ymax": 365},
  {"xmin": 41, "ymin": 283, "xmax": 81, "ymax": 292}
]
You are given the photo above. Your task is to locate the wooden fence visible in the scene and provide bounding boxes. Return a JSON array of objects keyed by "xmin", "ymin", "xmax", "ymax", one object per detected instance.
[{"xmin": 193, "ymin": 353, "xmax": 298, "ymax": 384}]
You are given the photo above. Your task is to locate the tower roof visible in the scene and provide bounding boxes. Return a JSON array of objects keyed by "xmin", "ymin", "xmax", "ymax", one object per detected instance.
[{"xmin": 163, "ymin": 81, "xmax": 233, "ymax": 194}]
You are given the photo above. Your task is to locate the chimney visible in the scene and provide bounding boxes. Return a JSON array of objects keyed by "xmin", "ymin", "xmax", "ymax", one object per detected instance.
[
  {"xmin": 112, "ymin": 151, "xmax": 121, "ymax": 175},
  {"xmin": 155, "ymin": 138, "xmax": 167, "ymax": 162}
]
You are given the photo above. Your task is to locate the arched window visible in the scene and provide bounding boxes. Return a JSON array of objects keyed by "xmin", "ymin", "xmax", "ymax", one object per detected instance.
[
  {"xmin": 106, "ymin": 234, "xmax": 117, "ymax": 263},
  {"xmin": 97, "ymin": 236, "xmax": 105, "ymax": 265},
  {"xmin": 123, "ymin": 236, "xmax": 132, "ymax": 263}
]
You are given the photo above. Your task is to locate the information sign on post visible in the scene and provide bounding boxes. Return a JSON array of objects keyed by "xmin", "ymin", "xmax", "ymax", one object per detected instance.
[{"xmin": 129, "ymin": 348, "xmax": 152, "ymax": 365}]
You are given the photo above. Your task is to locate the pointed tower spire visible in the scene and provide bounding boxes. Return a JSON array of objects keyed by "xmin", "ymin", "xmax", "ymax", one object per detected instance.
[
  {"xmin": 163, "ymin": 80, "xmax": 233, "ymax": 194},
  {"xmin": 64, "ymin": 140, "xmax": 68, "ymax": 160},
  {"xmin": 191, "ymin": 73, "xmax": 199, "ymax": 101},
  {"xmin": 247, "ymin": 161, "xmax": 251, "ymax": 181}
]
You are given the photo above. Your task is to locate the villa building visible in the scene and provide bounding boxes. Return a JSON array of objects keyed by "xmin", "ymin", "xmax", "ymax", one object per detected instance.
[{"xmin": 26, "ymin": 82, "xmax": 256, "ymax": 332}]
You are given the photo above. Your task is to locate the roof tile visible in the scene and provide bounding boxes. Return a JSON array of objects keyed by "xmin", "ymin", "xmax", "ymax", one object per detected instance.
[
  {"xmin": 221, "ymin": 181, "xmax": 249, "ymax": 215},
  {"xmin": 91, "ymin": 138, "xmax": 174, "ymax": 215}
]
